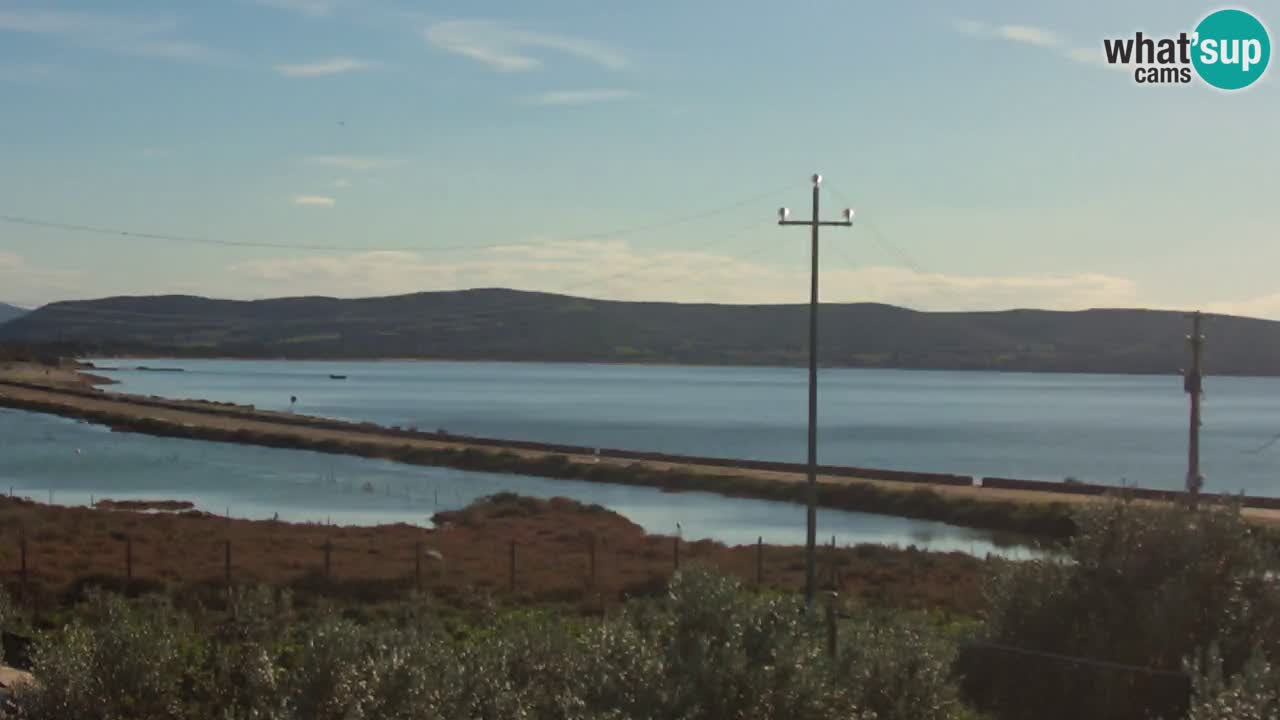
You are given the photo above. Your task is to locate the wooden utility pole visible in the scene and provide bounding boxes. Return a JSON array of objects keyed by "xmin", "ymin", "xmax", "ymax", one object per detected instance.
[
  {"xmin": 1184, "ymin": 311, "xmax": 1206, "ymax": 504},
  {"xmin": 777, "ymin": 174, "xmax": 854, "ymax": 609}
]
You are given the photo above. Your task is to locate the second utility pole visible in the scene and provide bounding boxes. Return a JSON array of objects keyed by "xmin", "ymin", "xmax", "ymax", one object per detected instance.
[
  {"xmin": 778, "ymin": 174, "xmax": 853, "ymax": 608},
  {"xmin": 1184, "ymin": 311, "xmax": 1206, "ymax": 505}
]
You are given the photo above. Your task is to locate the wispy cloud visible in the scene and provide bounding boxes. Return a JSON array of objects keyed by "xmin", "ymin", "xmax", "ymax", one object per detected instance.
[
  {"xmin": 953, "ymin": 20, "xmax": 1060, "ymax": 48},
  {"xmin": 0, "ymin": 62, "xmax": 59, "ymax": 84},
  {"xmin": 275, "ymin": 57, "xmax": 378, "ymax": 77},
  {"xmin": 292, "ymin": 195, "xmax": 336, "ymax": 207},
  {"xmin": 333, "ymin": 178, "xmax": 352, "ymax": 188},
  {"xmin": 0, "ymin": 252, "xmax": 86, "ymax": 306},
  {"xmin": 523, "ymin": 89, "xmax": 638, "ymax": 106},
  {"xmin": 997, "ymin": 25, "xmax": 1060, "ymax": 48},
  {"xmin": 424, "ymin": 20, "xmax": 628, "ymax": 72},
  {"xmin": 251, "ymin": 0, "xmax": 343, "ymax": 17},
  {"xmin": 953, "ymin": 19, "xmax": 1118, "ymax": 69},
  {"xmin": 302, "ymin": 154, "xmax": 404, "ymax": 171},
  {"xmin": 225, "ymin": 239, "xmax": 1144, "ymax": 311},
  {"xmin": 0, "ymin": 9, "xmax": 225, "ymax": 64}
]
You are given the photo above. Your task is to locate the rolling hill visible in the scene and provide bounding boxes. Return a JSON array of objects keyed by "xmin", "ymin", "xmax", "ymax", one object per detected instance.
[
  {"xmin": 0, "ymin": 302, "xmax": 27, "ymax": 325},
  {"xmin": 2, "ymin": 289, "xmax": 1277, "ymax": 375}
]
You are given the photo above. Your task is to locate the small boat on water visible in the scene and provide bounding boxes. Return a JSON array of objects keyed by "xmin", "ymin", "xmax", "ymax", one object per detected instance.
[{"xmin": 329, "ymin": 374, "xmax": 347, "ymax": 380}]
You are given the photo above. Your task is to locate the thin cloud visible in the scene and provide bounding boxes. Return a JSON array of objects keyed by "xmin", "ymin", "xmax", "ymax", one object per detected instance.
[
  {"xmin": 275, "ymin": 57, "xmax": 378, "ymax": 77},
  {"xmin": 227, "ymin": 240, "xmax": 1144, "ymax": 310},
  {"xmin": 524, "ymin": 89, "xmax": 638, "ymax": 106},
  {"xmin": 954, "ymin": 20, "xmax": 1060, "ymax": 48},
  {"xmin": 424, "ymin": 20, "xmax": 628, "ymax": 72},
  {"xmin": 953, "ymin": 19, "xmax": 1122, "ymax": 69},
  {"xmin": 302, "ymin": 155, "xmax": 404, "ymax": 171},
  {"xmin": 292, "ymin": 195, "xmax": 336, "ymax": 207},
  {"xmin": 333, "ymin": 178, "xmax": 352, "ymax": 188},
  {"xmin": 0, "ymin": 252, "xmax": 86, "ymax": 306},
  {"xmin": 998, "ymin": 25, "xmax": 1060, "ymax": 48},
  {"xmin": 0, "ymin": 62, "xmax": 59, "ymax": 84},
  {"xmin": 251, "ymin": 0, "xmax": 343, "ymax": 17},
  {"xmin": 0, "ymin": 9, "xmax": 226, "ymax": 64}
]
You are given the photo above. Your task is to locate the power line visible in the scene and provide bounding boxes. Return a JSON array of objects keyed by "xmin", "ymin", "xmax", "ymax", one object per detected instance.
[
  {"xmin": 822, "ymin": 184, "xmax": 929, "ymax": 275},
  {"xmin": 0, "ymin": 182, "xmax": 797, "ymax": 255}
]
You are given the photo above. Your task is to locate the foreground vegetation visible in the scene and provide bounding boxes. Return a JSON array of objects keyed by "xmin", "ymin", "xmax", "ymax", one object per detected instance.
[
  {"xmin": 1, "ymin": 571, "xmax": 968, "ymax": 720},
  {"xmin": 2, "ymin": 496, "xmax": 1280, "ymax": 719}
]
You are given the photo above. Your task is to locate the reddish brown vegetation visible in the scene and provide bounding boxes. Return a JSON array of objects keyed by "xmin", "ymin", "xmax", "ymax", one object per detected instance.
[
  {"xmin": 93, "ymin": 499, "xmax": 196, "ymax": 512},
  {"xmin": 0, "ymin": 494, "xmax": 987, "ymax": 616}
]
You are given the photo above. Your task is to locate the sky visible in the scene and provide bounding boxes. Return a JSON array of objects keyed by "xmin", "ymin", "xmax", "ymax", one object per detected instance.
[{"xmin": 0, "ymin": 0, "xmax": 1277, "ymax": 316}]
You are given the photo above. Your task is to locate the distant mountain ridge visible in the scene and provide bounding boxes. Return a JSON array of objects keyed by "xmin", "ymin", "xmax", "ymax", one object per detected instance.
[
  {"xmin": 0, "ymin": 302, "xmax": 27, "ymax": 325},
  {"xmin": 2, "ymin": 288, "xmax": 1278, "ymax": 375}
]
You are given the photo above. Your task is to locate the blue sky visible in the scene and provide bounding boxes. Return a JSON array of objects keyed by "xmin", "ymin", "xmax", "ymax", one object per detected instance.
[{"xmin": 1, "ymin": 0, "xmax": 1277, "ymax": 316}]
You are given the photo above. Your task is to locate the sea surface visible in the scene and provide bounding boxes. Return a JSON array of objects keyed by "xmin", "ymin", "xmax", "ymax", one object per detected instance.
[
  {"xmin": 92, "ymin": 358, "xmax": 1280, "ymax": 496},
  {"xmin": 0, "ymin": 408, "xmax": 1021, "ymax": 556}
]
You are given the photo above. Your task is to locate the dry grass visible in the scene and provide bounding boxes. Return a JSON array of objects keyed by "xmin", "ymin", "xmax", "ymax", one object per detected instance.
[{"xmin": 0, "ymin": 494, "xmax": 988, "ymax": 618}]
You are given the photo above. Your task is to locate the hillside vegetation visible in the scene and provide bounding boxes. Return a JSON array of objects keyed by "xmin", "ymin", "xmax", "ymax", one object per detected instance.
[{"xmin": 4, "ymin": 289, "xmax": 1279, "ymax": 374}]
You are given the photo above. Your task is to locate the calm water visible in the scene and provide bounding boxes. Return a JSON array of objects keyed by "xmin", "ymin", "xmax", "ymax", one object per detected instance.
[
  {"xmin": 0, "ymin": 408, "xmax": 1021, "ymax": 556},
  {"xmin": 94, "ymin": 358, "xmax": 1280, "ymax": 496}
]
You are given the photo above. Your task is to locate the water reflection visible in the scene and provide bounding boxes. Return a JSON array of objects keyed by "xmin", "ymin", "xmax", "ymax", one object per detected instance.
[{"xmin": 0, "ymin": 409, "xmax": 1037, "ymax": 558}]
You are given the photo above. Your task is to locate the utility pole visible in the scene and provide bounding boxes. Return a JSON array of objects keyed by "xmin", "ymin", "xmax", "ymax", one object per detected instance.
[
  {"xmin": 1184, "ymin": 311, "xmax": 1206, "ymax": 504},
  {"xmin": 778, "ymin": 174, "xmax": 854, "ymax": 609}
]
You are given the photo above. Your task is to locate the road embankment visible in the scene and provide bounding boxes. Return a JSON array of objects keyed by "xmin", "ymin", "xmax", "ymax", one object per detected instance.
[{"xmin": 2, "ymin": 375, "xmax": 1276, "ymax": 539}]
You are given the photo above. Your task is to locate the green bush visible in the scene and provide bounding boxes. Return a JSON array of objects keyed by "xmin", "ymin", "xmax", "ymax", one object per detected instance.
[
  {"xmin": 965, "ymin": 498, "xmax": 1280, "ymax": 720},
  {"xmin": 837, "ymin": 614, "xmax": 963, "ymax": 720},
  {"xmin": 1186, "ymin": 647, "xmax": 1280, "ymax": 720},
  {"xmin": 1, "ymin": 570, "xmax": 977, "ymax": 719},
  {"xmin": 14, "ymin": 591, "xmax": 198, "ymax": 720}
]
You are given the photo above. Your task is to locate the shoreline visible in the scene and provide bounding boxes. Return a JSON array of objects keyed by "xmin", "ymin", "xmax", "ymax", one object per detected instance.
[
  {"xmin": 3, "ymin": 364, "xmax": 1277, "ymax": 540},
  {"xmin": 84, "ymin": 354, "xmax": 1219, "ymax": 378}
]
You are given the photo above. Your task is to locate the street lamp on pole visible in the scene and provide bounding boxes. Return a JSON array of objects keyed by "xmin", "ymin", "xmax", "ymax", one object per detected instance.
[{"xmin": 778, "ymin": 173, "xmax": 854, "ymax": 608}]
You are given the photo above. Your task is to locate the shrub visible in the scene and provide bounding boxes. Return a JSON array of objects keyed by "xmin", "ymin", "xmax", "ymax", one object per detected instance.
[
  {"xmin": 1, "ymin": 569, "xmax": 977, "ymax": 719},
  {"xmin": 837, "ymin": 615, "xmax": 964, "ymax": 720},
  {"xmin": 1186, "ymin": 647, "xmax": 1280, "ymax": 720},
  {"xmin": 965, "ymin": 498, "xmax": 1280, "ymax": 720},
  {"xmin": 14, "ymin": 590, "xmax": 199, "ymax": 720}
]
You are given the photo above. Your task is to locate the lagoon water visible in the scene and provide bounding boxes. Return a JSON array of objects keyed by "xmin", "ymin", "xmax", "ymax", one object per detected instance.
[
  {"xmin": 0, "ymin": 408, "xmax": 1020, "ymax": 556},
  {"xmin": 94, "ymin": 359, "xmax": 1280, "ymax": 496}
]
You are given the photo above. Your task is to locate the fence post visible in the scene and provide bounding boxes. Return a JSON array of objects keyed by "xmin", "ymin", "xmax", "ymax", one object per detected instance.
[
  {"xmin": 125, "ymin": 535, "xmax": 133, "ymax": 591},
  {"xmin": 673, "ymin": 536, "xmax": 680, "ymax": 571},
  {"xmin": 588, "ymin": 533, "xmax": 597, "ymax": 587},
  {"xmin": 509, "ymin": 539, "xmax": 516, "ymax": 591},
  {"xmin": 825, "ymin": 592, "xmax": 839, "ymax": 658},
  {"xmin": 323, "ymin": 539, "xmax": 332, "ymax": 580},
  {"xmin": 756, "ymin": 536, "xmax": 764, "ymax": 587},
  {"xmin": 224, "ymin": 540, "xmax": 232, "ymax": 592},
  {"xmin": 415, "ymin": 540, "xmax": 422, "ymax": 593},
  {"xmin": 19, "ymin": 529, "xmax": 28, "ymax": 600}
]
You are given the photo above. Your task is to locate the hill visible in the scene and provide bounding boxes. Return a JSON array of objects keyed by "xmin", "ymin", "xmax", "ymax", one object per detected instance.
[
  {"xmin": 2, "ymin": 288, "xmax": 1278, "ymax": 374},
  {"xmin": 0, "ymin": 302, "xmax": 26, "ymax": 325}
]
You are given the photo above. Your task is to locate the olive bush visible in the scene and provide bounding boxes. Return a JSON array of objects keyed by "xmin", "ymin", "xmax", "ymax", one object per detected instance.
[
  {"xmin": 14, "ymin": 591, "xmax": 197, "ymax": 720},
  {"xmin": 1186, "ymin": 648, "xmax": 1280, "ymax": 720},
  {"xmin": 5, "ymin": 569, "xmax": 974, "ymax": 720},
  {"xmin": 966, "ymin": 498, "xmax": 1280, "ymax": 720}
]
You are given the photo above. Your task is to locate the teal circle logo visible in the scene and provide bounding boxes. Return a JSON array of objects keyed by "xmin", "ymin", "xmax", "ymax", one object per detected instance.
[{"xmin": 1192, "ymin": 9, "xmax": 1271, "ymax": 90}]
